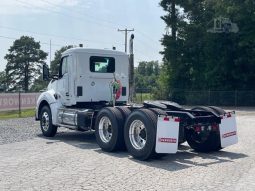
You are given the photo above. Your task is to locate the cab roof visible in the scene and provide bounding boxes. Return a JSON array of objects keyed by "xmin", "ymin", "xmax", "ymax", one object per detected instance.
[{"xmin": 62, "ymin": 48, "xmax": 128, "ymax": 57}]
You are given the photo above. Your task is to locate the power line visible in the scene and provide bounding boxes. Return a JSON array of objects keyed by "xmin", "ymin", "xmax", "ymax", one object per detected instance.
[
  {"xmin": 0, "ymin": 25, "xmax": 123, "ymax": 46},
  {"xmin": 14, "ymin": 0, "xmax": 119, "ymax": 31},
  {"xmin": 15, "ymin": 0, "xmax": 162, "ymax": 53},
  {"xmin": 136, "ymin": 29, "xmax": 160, "ymax": 45},
  {"xmin": 39, "ymin": 0, "xmax": 125, "ymax": 29},
  {"xmin": 18, "ymin": 0, "xmax": 160, "ymax": 47},
  {"xmin": 0, "ymin": 24, "xmax": 160, "ymax": 54},
  {"xmin": 10, "ymin": 0, "xmax": 164, "ymax": 63},
  {"xmin": 0, "ymin": 35, "xmax": 64, "ymax": 47},
  {"xmin": 0, "ymin": 35, "xmax": 16, "ymax": 40}
]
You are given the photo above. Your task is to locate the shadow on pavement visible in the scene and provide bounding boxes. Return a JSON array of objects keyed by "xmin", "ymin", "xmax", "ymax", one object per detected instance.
[
  {"xmin": 131, "ymin": 149, "xmax": 248, "ymax": 172},
  {"xmin": 37, "ymin": 130, "xmax": 248, "ymax": 172},
  {"xmin": 37, "ymin": 130, "xmax": 98, "ymax": 149}
]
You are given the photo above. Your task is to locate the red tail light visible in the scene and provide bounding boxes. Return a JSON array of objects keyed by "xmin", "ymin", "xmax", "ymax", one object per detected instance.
[
  {"xmin": 212, "ymin": 124, "xmax": 219, "ymax": 131},
  {"xmin": 163, "ymin": 117, "xmax": 169, "ymax": 121},
  {"xmin": 194, "ymin": 125, "xmax": 201, "ymax": 132}
]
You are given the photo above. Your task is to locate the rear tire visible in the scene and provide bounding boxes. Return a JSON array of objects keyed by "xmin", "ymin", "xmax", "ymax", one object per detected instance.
[
  {"xmin": 208, "ymin": 106, "xmax": 226, "ymax": 115},
  {"xmin": 40, "ymin": 105, "xmax": 57, "ymax": 137},
  {"xmin": 95, "ymin": 107, "xmax": 125, "ymax": 152},
  {"xmin": 185, "ymin": 106, "xmax": 221, "ymax": 152},
  {"xmin": 124, "ymin": 109, "xmax": 157, "ymax": 160},
  {"xmin": 185, "ymin": 129, "xmax": 221, "ymax": 152},
  {"xmin": 149, "ymin": 108, "xmax": 167, "ymax": 115},
  {"xmin": 192, "ymin": 106, "xmax": 216, "ymax": 115},
  {"xmin": 115, "ymin": 106, "xmax": 131, "ymax": 121}
]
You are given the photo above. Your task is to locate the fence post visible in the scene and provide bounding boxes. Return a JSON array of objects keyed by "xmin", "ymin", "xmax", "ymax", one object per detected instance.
[
  {"xmin": 235, "ymin": 90, "xmax": 237, "ymax": 107},
  {"xmin": 208, "ymin": 90, "xmax": 211, "ymax": 105},
  {"xmin": 18, "ymin": 91, "xmax": 21, "ymax": 117}
]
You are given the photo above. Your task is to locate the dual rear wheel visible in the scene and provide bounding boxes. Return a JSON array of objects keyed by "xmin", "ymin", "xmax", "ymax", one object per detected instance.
[{"xmin": 95, "ymin": 108, "xmax": 159, "ymax": 160}]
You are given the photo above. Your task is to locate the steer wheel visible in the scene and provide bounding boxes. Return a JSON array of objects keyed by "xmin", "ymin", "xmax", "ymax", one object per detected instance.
[{"xmin": 39, "ymin": 105, "xmax": 57, "ymax": 137}]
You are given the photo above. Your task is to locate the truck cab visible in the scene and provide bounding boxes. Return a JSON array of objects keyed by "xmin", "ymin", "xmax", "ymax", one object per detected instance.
[{"xmin": 47, "ymin": 48, "xmax": 129, "ymax": 106}]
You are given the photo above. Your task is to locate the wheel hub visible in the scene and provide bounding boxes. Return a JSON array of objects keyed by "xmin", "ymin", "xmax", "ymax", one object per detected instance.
[
  {"xmin": 129, "ymin": 120, "xmax": 147, "ymax": 150},
  {"xmin": 41, "ymin": 112, "xmax": 49, "ymax": 132},
  {"xmin": 98, "ymin": 116, "xmax": 112, "ymax": 143}
]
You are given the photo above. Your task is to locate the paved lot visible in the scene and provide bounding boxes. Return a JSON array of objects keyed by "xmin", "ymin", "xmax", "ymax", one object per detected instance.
[{"xmin": 0, "ymin": 110, "xmax": 255, "ymax": 191}]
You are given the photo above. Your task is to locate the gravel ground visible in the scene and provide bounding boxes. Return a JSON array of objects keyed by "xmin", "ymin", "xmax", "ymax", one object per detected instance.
[
  {"xmin": 0, "ymin": 117, "xmax": 71, "ymax": 145},
  {"xmin": 0, "ymin": 117, "xmax": 40, "ymax": 145},
  {"xmin": 0, "ymin": 109, "xmax": 255, "ymax": 191}
]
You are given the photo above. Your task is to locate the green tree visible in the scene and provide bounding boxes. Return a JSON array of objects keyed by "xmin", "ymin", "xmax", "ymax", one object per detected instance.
[
  {"xmin": 4, "ymin": 36, "xmax": 47, "ymax": 92},
  {"xmin": 50, "ymin": 45, "xmax": 73, "ymax": 74},
  {"xmin": 160, "ymin": 0, "xmax": 255, "ymax": 93},
  {"xmin": 160, "ymin": 0, "xmax": 190, "ymax": 90},
  {"xmin": 135, "ymin": 61, "xmax": 160, "ymax": 90},
  {"xmin": 153, "ymin": 64, "xmax": 170, "ymax": 99},
  {"xmin": 30, "ymin": 73, "xmax": 49, "ymax": 92},
  {"xmin": 137, "ymin": 61, "xmax": 146, "ymax": 76},
  {"xmin": 205, "ymin": 0, "xmax": 255, "ymax": 90},
  {"xmin": 0, "ymin": 71, "xmax": 7, "ymax": 92}
]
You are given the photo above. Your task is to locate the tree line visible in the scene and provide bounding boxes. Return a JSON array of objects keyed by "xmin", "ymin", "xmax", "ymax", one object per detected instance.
[
  {"xmin": 0, "ymin": 0, "xmax": 254, "ymax": 98},
  {"xmin": 159, "ymin": 0, "xmax": 255, "ymax": 96},
  {"xmin": 0, "ymin": 36, "xmax": 73, "ymax": 92}
]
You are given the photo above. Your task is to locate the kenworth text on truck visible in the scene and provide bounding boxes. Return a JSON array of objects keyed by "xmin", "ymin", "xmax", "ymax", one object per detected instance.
[{"xmin": 35, "ymin": 47, "xmax": 238, "ymax": 161}]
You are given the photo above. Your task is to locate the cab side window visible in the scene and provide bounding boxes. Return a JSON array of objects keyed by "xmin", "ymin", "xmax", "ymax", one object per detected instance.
[{"xmin": 59, "ymin": 56, "xmax": 68, "ymax": 77}]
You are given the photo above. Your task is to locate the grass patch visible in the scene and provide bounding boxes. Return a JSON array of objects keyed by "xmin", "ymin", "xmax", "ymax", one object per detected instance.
[
  {"xmin": 0, "ymin": 108, "xmax": 35, "ymax": 120},
  {"xmin": 134, "ymin": 93, "xmax": 154, "ymax": 103}
]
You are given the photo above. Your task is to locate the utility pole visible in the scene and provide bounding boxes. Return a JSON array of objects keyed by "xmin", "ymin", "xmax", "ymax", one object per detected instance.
[
  {"xmin": 118, "ymin": 28, "xmax": 134, "ymax": 53},
  {"xmin": 49, "ymin": 39, "xmax": 52, "ymax": 66}
]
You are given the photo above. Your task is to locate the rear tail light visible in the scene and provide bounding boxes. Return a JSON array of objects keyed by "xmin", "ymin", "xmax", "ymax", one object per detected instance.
[
  {"xmin": 163, "ymin": 117, "xmax": 169, "ymax": 121},
  {"xmin": 194, "ymin": 125, "xmax": 201, "ymax": 132},
  {"xmin": 212, "ymin": 124, "xmax": 219, "ymax": 131}
]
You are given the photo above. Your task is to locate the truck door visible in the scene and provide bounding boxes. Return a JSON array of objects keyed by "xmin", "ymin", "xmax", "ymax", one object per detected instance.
[{"xmin": 58, "ymin": 56, "xmax": 71, "ymax": 105}]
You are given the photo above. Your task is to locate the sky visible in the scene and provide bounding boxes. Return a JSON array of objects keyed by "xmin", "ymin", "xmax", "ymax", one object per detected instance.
[{"xmin": 0, "ymin": 0, "xmax": 166, "ymax": 71}]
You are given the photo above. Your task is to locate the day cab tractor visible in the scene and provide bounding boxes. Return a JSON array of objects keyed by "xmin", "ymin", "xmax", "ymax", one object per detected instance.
[{"xmin": 35, "ymin": 47, "xmax": 238, "ymax": 160}]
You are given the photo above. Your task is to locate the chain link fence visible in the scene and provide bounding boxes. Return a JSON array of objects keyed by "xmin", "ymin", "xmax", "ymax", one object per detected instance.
[{"xmin": 135, "ymin": 88, "xmax": 255, "ymax": 106}]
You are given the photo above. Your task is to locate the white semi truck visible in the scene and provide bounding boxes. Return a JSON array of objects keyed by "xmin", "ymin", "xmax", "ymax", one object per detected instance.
[{"xmin": 35, "ymin": 47, "xmax": 238, "ymax": 160}]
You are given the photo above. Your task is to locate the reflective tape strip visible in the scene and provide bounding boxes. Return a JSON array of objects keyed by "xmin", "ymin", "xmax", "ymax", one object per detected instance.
[
  {"xmin": 222, "ymin": 131, "xmax": 237, "ymax": 138},
  {"xmin": 158, "ymin": 137, "xmax": 177, "ymax": 143}
]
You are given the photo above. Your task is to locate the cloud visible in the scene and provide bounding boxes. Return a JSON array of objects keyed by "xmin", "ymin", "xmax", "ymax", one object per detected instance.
[{"xmin": 0, "ymin": 0, "xmax": 80, "ymax": 15}]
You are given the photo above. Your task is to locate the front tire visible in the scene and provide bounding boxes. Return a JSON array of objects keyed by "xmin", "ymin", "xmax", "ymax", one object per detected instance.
[{"xmin": 40, "ymin": 105, "xmax": 57, "ymax": 137}]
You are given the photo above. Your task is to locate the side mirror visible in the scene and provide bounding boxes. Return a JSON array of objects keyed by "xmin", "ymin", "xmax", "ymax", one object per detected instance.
[{"xmin": 43, "ymin": 64, "xmax": 50, "ymax": 81}]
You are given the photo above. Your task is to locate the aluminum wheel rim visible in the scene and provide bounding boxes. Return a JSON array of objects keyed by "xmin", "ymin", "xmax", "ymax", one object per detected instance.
[
  {"xmin": 129, "ymin": 120, "xmax": 147, "ymax": 150},
  {"xmin": 41, "ymin": 112, "xmax": 50, "ymax": 131},
  {"xmin": 99, "ymin": 116, "xmax": 112, "ymax": 143}
]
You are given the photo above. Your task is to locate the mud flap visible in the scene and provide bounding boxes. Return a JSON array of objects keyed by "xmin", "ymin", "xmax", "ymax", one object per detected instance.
[
  {"xmin": 155, "ymin": 116, "xmax": 180, "ymax": 154},
  {"xmin": 219, "ymin": 112, "xmax": 238, "ymax": 148}
]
